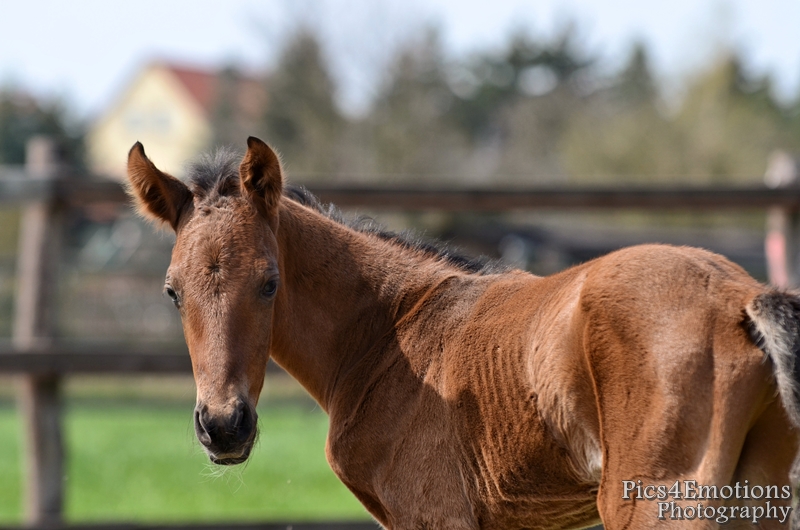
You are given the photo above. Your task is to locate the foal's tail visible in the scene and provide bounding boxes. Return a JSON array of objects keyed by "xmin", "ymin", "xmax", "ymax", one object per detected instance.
[{"xmin": 745, "ymin": 290, "xmax": 800, "ymax": 427}]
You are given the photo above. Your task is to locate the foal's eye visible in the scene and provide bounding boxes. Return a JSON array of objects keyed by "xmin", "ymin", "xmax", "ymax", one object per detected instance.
[
  {"xmin": 261, "ymin": 279, "xmax": 279, "ymax": 299},
  {"xmin": 165, "ymin": 286, "xmax": 180, "ymax": 307}
]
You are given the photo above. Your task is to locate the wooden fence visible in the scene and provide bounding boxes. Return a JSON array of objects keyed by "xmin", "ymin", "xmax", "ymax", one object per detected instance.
[{"xmin": 1, "ymin": 140, "xmax": 799, "ymax": 529}]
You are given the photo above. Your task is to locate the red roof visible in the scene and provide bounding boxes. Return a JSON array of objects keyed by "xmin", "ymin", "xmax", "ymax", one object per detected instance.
[
  {"xmin": 159, "ymin": 63, "xmax": 265, "ymax": 117},
  {"xmin": 167, "ymin": 65, "xmax": 218, "ymax": 113}
]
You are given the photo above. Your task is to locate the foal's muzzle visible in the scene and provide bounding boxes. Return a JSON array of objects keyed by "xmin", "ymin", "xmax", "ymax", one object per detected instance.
[{"xmin": 194, "ymin": 398, "xmax": 257, "ymax": 465}]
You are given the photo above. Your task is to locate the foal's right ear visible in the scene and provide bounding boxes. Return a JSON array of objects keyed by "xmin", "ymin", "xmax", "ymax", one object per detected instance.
[{"xmin": 126, "ymin": 142, "xmax": 192, "ymax": 231}]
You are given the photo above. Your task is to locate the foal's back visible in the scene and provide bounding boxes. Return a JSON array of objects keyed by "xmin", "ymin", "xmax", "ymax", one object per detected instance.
[
  {"xmin": 574, "ymin": 245, "xmax": 795, "ymax": 528},
  {"xmin": 339, "ymin": 244, "xmax": 796, "ymax": 529},
  {"xmin": 522, "ymin": 244, "xmax": 790, "ymax": 528}
]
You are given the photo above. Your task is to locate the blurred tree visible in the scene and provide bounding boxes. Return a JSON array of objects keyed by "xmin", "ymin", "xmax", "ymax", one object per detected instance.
[
  {"xmin": 254, "ymin": 23, "xmax": 798, "ymax": 188},
  {"xmin": 784, "ymin": 90, "xmax": 800, "ymax": 151},
  {"xmin": 363, "ymin": 28, "xmax": 470, "ymax": 180},
  {"xmin": 447, "ymin": 25, "xmax": 593, "ymax": 144},
  {"xmin": 210, "ymin": 66, "xmax": 243, "ymax": 148},
  {"xmin": 0, "ymin": 90, "xmax": 84, "ymax": 166},
  {"xmin": 672, "ymin": 55, "xmax": 791, "ymax": 183},
  {"xmin": 492, "ymin": 86, "xmax": 589, "ymax": 183},
  {"xmin": 560, "ymin": 43, "xmax": 681, "ymax": 183},
  {"xmin": 262, "ymin": 28, "xmax": 344, "ymax": 178},
  {"xmin": 561, "ymin": 49, "xmax": 798, "ymax": 185},
  {"xmin": 612, "ymin": 43, "xmax": 658, "ymax": 105},
  {"xmin": 445, "ymin": 26, "xmax": 594, "ymax": 184}
]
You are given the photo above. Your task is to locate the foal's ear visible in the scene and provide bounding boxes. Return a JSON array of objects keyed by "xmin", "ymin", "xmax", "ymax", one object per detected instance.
[
  {"xmin": 239, "ymin": 137, "xmax": 283, "ymax": 216},
  {"xmin": 126, "ymin": 142, "xmax": 192, "ymax": 231}
]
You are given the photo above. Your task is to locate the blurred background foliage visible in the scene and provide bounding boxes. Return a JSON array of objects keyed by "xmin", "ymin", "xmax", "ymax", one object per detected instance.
[
  {"xmin": 3, "ymin": 23, "xmax": 799, "ymax": 185},
  {"xmin": 232, "ymin": 24, "xmax": 800, "ymax": 186},
  {"xmin": 0, "ymin": 21, "xmax": 789, "ymax": 343},
  {"xmin": 0, "ymin": 91, "xmax": 84, "ymax": 167}
]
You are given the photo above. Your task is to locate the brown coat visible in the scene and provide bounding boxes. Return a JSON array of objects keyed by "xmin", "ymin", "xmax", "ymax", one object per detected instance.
[{"xmin": 127, "ymin": 137, "xmax": 800, "ymax": 529}]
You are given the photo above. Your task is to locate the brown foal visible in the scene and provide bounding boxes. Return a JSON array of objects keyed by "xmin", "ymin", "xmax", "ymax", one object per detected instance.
[{"xmin": 127, "ymin": 137, "xmax": 800, "ymax": 529}]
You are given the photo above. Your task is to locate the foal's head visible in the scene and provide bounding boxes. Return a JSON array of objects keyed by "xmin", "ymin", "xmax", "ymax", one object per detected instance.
[{"xmin": 127, "ymin": 137, "xmax": 284, "ymax": 465}]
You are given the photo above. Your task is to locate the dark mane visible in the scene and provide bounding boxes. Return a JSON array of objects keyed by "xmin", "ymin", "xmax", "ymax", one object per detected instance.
[
  {"xmin": 284, "ymin": 185, "xmax": 507, "ymax": 276},
  {"xmin": 185, "ymin": 149, "xmax": 508, "ymax": 276}
]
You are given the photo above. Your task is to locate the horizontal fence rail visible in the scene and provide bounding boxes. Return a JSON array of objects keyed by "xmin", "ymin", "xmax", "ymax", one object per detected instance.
[
  {"xmin": 310, "ymin": 184, "xmax": 800, "ymax": 211},
  {"xmin": 0, "ymin": 346, "xmax": 191, "ymax": 374},
  {"xmin": 1, "ymin": 169, "xmax": 800, "ymax": 211},
  {"xmin": 0, "ymin": 345, "xmax": 296, "ymax": 376}
]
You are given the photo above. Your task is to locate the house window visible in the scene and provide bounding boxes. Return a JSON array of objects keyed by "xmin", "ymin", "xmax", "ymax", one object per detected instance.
[
  {"xmin": 152, "ymin": 109, "xmax": 172, "ymax": 133},
  {"xmin": 125, "ymin": 111, "xmax": 144, "ymax": 133},
  {"xmin": 123, "ymin": 108, "xmax": 172, "ymax": 134}
]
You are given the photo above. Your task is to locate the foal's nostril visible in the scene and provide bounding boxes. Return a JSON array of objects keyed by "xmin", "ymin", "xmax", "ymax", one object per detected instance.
[
  {"xmin": 194, "ymin": 400, "xmax": 256, "ymax": 454},
  {"xmin": 194, "ymin": 407, "xmax": 213, "ymax": 447},
  {"xmin": 231, "ymin": 401, "xmax": 245, "ymax": 432},
  {"xmin": 233, "ymin": 401, "xmax": 255, "ymax": 443}
]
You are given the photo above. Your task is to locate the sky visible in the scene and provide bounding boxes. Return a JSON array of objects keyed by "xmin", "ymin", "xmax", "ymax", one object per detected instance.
[{"xmin": 1, "ymin": 0, "xmax": 799, "ymax": 119}]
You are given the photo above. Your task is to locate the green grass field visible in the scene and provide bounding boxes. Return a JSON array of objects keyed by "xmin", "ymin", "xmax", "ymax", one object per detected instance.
[{"xmin": 0, "ymin": 378, "xmax": 370, "ymax": 524}]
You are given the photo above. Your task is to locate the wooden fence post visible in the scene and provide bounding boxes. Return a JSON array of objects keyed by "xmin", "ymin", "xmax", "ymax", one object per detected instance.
[
  {"xmin": 14, "ymin": 136, "xmax": 64, "ymax": 525},
  {"xmin": 764, "ymin": 151, "xmax": 800, "ymax": 288}
]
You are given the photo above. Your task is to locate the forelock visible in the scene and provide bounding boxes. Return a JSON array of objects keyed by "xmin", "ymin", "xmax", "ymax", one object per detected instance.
[{"xmin": 185, "ymin": 147, "xmax": 242, "ymax": 202}]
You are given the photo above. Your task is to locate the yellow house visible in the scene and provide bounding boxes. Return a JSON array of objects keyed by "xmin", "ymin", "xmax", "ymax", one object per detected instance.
[{"xmin": 88, "ymin": 62, "xmax": 265, "ymax": 179}]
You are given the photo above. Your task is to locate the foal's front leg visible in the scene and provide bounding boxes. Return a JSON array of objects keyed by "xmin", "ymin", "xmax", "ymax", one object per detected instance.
[{"xmin": 375, "ymin": 464, "xmax": 480, "ymax": 530}]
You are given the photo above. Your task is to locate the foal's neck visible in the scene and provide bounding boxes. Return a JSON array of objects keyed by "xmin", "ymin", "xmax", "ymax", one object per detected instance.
[{"xmin": 269, "ymin": 200, "xmax": 458, "ymax": 409}]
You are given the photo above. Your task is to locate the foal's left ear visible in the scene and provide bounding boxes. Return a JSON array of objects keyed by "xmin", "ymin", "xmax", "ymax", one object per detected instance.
[{"xmin": 239, "ymin": 137, "xmax": 283, "ymax": 218}]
